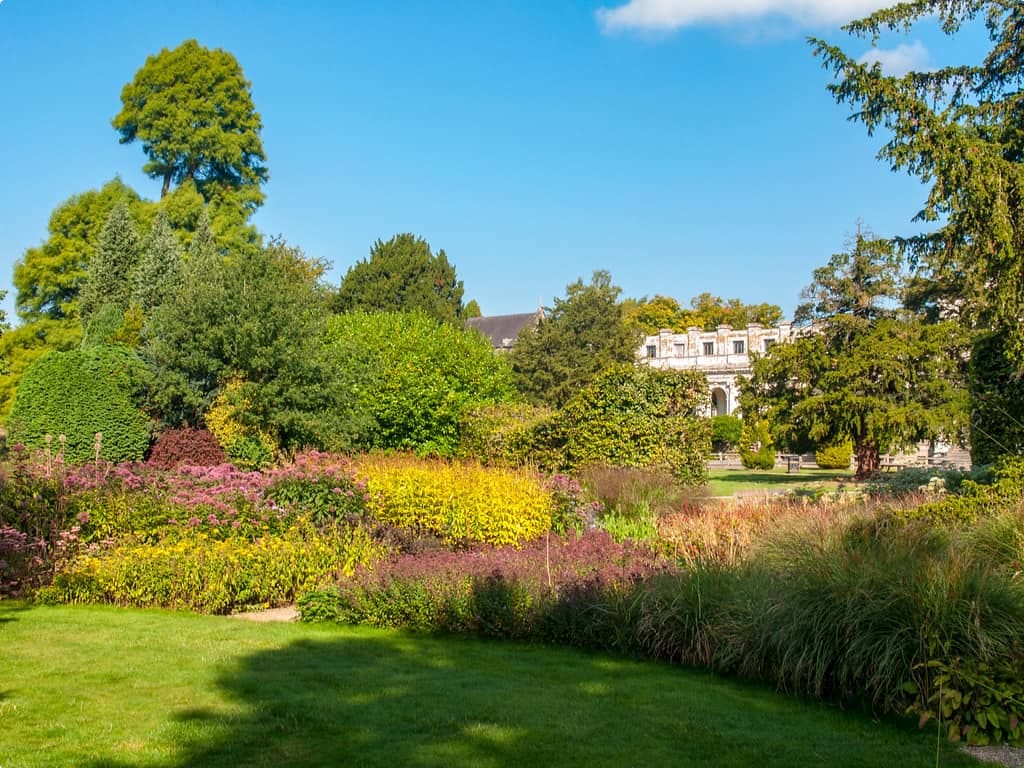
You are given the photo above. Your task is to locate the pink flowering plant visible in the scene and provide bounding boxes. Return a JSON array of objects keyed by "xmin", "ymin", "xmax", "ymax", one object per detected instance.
[{"xmin": 298, "ymin": 530, "xmax": 675, "ymax": 649}]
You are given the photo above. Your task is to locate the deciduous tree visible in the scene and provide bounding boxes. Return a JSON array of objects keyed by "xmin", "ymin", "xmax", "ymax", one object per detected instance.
[{"xmin": 113, "ymin": 39, "xmax": 267, "ymax": 211}]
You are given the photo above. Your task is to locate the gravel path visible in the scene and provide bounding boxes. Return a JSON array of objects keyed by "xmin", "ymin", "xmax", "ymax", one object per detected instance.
[
  {"xmin": 230, "ymin": 605, "xmax": 299, "ymax": 622},
  {"xmin": 964, "ymin": 746, "xmax": 1024, "ymax": 768}
]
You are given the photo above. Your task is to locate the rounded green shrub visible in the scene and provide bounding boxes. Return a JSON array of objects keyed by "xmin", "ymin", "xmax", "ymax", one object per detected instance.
[
  {"xmin": 814, "ymin": 440, "xmax": 852, "ymax": 470},
  {"xmin": 8, "ymin": 346, "xmax": 150, "ymax": 463},
  {"xmin": 711, "ymin": 415, "xmax": 743, "ymax": 452},
  {"xmin": 739, "ymin": 421, "xmax": 775, "ymax": 470}
]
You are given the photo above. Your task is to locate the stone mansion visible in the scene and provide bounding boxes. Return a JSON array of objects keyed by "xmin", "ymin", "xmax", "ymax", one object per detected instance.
[{"xmin": 638, "ymin": 323, "xmax": 801, "ymax": 417}]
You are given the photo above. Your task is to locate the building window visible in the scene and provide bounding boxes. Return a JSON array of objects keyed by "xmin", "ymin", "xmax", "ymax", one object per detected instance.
[
  {"xmin": 733, "ymin": 340, "xmax": 745, "ymax": 354},
  {"xmin": 763, "ymin": 338, "xmax": 776, "ymax": 353},
  {"xmin": 703, "ymin": 342, "xmax": 714, "ymax": 355},
  {"xmin": 646, "ymin": 345, "xmax": 657, "ymax": 359}
]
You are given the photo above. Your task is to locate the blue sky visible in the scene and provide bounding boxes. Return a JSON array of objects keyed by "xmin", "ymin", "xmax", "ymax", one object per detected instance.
[{"xmin": 0, "ymin": 0, "xmax": 987, "ymax": 322}]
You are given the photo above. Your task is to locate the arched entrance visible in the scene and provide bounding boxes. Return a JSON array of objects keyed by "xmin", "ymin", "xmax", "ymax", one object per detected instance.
[{"xmin": 710, "ymin": 387, "xmax": 729, "ymax": 416}]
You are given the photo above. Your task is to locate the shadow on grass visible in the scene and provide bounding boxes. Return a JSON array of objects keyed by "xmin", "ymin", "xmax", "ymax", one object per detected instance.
[
  {"xmin": 81, "ymin": 629, "xmax": 978, "ymax": 768},
  {"xmin": 0, "ymin": 599, "xmax": 31, "ymax": 626}
]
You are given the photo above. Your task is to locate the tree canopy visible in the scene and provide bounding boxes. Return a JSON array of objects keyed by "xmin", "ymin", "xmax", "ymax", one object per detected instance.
[
  {"xmin": 811, "ymin": 1, "xmax": 1024, "ymax": 365},
  {"xmin": 13, "ymin": 179, "xmax": 149, "ymax": 324},
  {"xmin": 144, "ymin": 239, "xmax": 357, "ymax": 451},
  {"xmin": 511, "ymin": 270, "xmax": 639, "ymax": 407},
  {"xmin": 741, "ymin": 233, "xmax": 968, "ymax": 478},
  {"xmin": 333, "ymin": 233, "xmax": 465, "ymax": 324},
  {"xmin": 113, "ymin": 39, "xmax": 267, "ymax": 212},
  {"xmin": 623, "ymin": 293, "xmax": 783, "ymax": 335}
]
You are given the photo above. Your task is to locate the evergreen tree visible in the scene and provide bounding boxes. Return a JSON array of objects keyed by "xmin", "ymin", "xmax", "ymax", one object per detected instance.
[
  {"xmin": 133, "ymin": 210, "xmax": 184, "ymax": 315},
  {"xmin": 78, "ymin": 203, "xmax": 141, "ymax": 328},
  {"xmin": 811, "ymin": 2, "xmax": 1024, "ymax": 365},
  {"xmin": 510, "ymin": 270, "xmax": 639, "ymax": 408},
  {"xmin": 333, "ymin": 233, "xmax": 464, "ymax": 324},
  {"xmin": 741, "ymin": 233, "xmax": 968, "ymax": 478}
]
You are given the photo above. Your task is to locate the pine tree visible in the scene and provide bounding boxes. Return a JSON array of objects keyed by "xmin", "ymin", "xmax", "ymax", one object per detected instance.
[
  {"xmin": 78, "ymin": 203, "xmax": 141, "ymax": 328},
  {"xmin": 133, "ymin": 209, "xmax": 184, "ymax": 315}
]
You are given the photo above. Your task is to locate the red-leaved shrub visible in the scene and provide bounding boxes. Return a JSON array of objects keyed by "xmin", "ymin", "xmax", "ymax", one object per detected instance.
[{"xmin": 147, "ymin": 427, "xmax": 226, "ymax": 469}]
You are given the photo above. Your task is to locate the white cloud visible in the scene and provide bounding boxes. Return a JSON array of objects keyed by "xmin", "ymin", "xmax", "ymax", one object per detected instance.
[
  {"xmin": 596, "ymin": 0, "xmax": 889, "ymax": 33},
  {"xmin": 858, "ymin": 40, "xmax": 930, "ymax": 76}
]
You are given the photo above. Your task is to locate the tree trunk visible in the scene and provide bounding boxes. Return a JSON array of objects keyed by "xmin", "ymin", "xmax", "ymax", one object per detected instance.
[
  {"xmin": 854, "ymin": 440, "xmax": 880, "ymax": 480},
  {"xmin": 161, "ymin": 171, "xmax": 172, "ymax": 199}
]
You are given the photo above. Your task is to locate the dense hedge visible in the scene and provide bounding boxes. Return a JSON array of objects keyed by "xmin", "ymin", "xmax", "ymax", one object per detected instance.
[{"xmin": 8, "ymin": 346, "xmax": 150, "ymax": 463}]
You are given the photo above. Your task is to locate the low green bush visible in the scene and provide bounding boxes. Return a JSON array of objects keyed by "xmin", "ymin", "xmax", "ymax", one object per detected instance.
[
  {"xmin": 457, "ymin": 402, "xmax": 557, "ymax": 467},
  {"xmin": 907, "ymin": 654, "xmax": 1024, "ymax": 746},
  {"xmin": 815, "ymin": 440, "xmax": 852, "ymax": 470},
  {"xmin": 739, "ymin": 421, "xmax": 775, "ymax": 470}
]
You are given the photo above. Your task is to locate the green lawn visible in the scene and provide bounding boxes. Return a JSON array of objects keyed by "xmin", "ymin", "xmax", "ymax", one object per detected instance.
[
  {"xmin": 705, "ymin": 467, "xmax": 856, "ymax": 498},
  {"xmin": 0, "ymin": 603, "xmax": 980, "ymax": 767}
]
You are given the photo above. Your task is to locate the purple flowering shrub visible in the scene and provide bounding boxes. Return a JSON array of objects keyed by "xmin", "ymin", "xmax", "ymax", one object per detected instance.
[
  {"xmin": 298, "ymin": 531, "xmax": 676, "ymax": 650},
  {"xmin": 66, "ymin": 451, "xmax": 372, "ymax": 544},
  {"xmin": 0, "ymin": 446, "xmax": 81, "ymax": 596}
]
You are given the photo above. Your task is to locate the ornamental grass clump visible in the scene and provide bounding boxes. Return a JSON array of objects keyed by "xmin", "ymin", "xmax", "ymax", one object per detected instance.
[{"xmin": 354, "ymin": 454, "xmax": 553, "ymax": 546}]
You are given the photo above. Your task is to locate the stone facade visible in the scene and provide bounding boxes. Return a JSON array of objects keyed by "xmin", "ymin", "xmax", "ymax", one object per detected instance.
[{"xmin": 637, "ymin": 323, "xmax": 801, "ymax": 417}]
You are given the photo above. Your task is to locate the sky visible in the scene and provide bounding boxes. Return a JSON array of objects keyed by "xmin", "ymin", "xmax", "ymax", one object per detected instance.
[{"xmin": 0, "ymin": 0, "xmax": 989, "ymax": 322}]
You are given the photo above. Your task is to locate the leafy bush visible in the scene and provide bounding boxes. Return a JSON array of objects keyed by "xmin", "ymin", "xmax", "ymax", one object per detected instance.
[
  {"xmin": 907, "ymin": 654, "xmax": 1024, "ymax": 746},
  {"xmin": 815, "ymin": 440, "xmax": 852, "ymax": 469},
  {"xmin": 355, "ymin": 454, "xmax": 552, "ymax": 546},
  {"xmin": 204, "ymin": 381, "xmax": 278, "ymax": 470},
  {"xmin": 8, "ymin": 345, "xmax": 150, "ymax": 463},
  {"xmin": 711, "ymin": 415, "xmax": 743, "ymax": 452},
  {"xmin": 881, "ymin": 456, "xmax": 1024, "ymax": 526},
  {"xmin": 554, "ymin": 365, "xmax": 710, "ymax": 485},
  {"xmin": 739, "ymin": 420, "xmax": 775, "ymax": 470},
  {"xmin": 457, "ymin": 402, "xmax": 556, "ymax": 466},
  {"xmin": 38, "ymin": 521, "xmax": 386, "ymax": 614},
  {"xmin": 147, "ymin": 427, "xmax": 225, "ymax": 468},
  {"xmin": 326, "ymin": 311, "xmax": 516, "ymax": 456}
]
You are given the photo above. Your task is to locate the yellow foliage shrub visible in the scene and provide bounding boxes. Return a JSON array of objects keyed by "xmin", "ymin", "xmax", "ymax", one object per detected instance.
[
  {"xmin": 354, "ymin": 454, "xmax": 553, "ymax": 546},
  {"xmin": 204, "ymin": 380, "xmax": 278, "ymax": 468},
  {"xmin": 40, "ymin": 522, "xmax": 386, "ymax": 614}
]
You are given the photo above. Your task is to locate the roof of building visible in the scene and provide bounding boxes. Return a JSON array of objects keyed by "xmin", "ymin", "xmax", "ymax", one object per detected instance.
[{"xmin": 466, "ymin": 312, "xmax": 542, "ymax": 349}]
